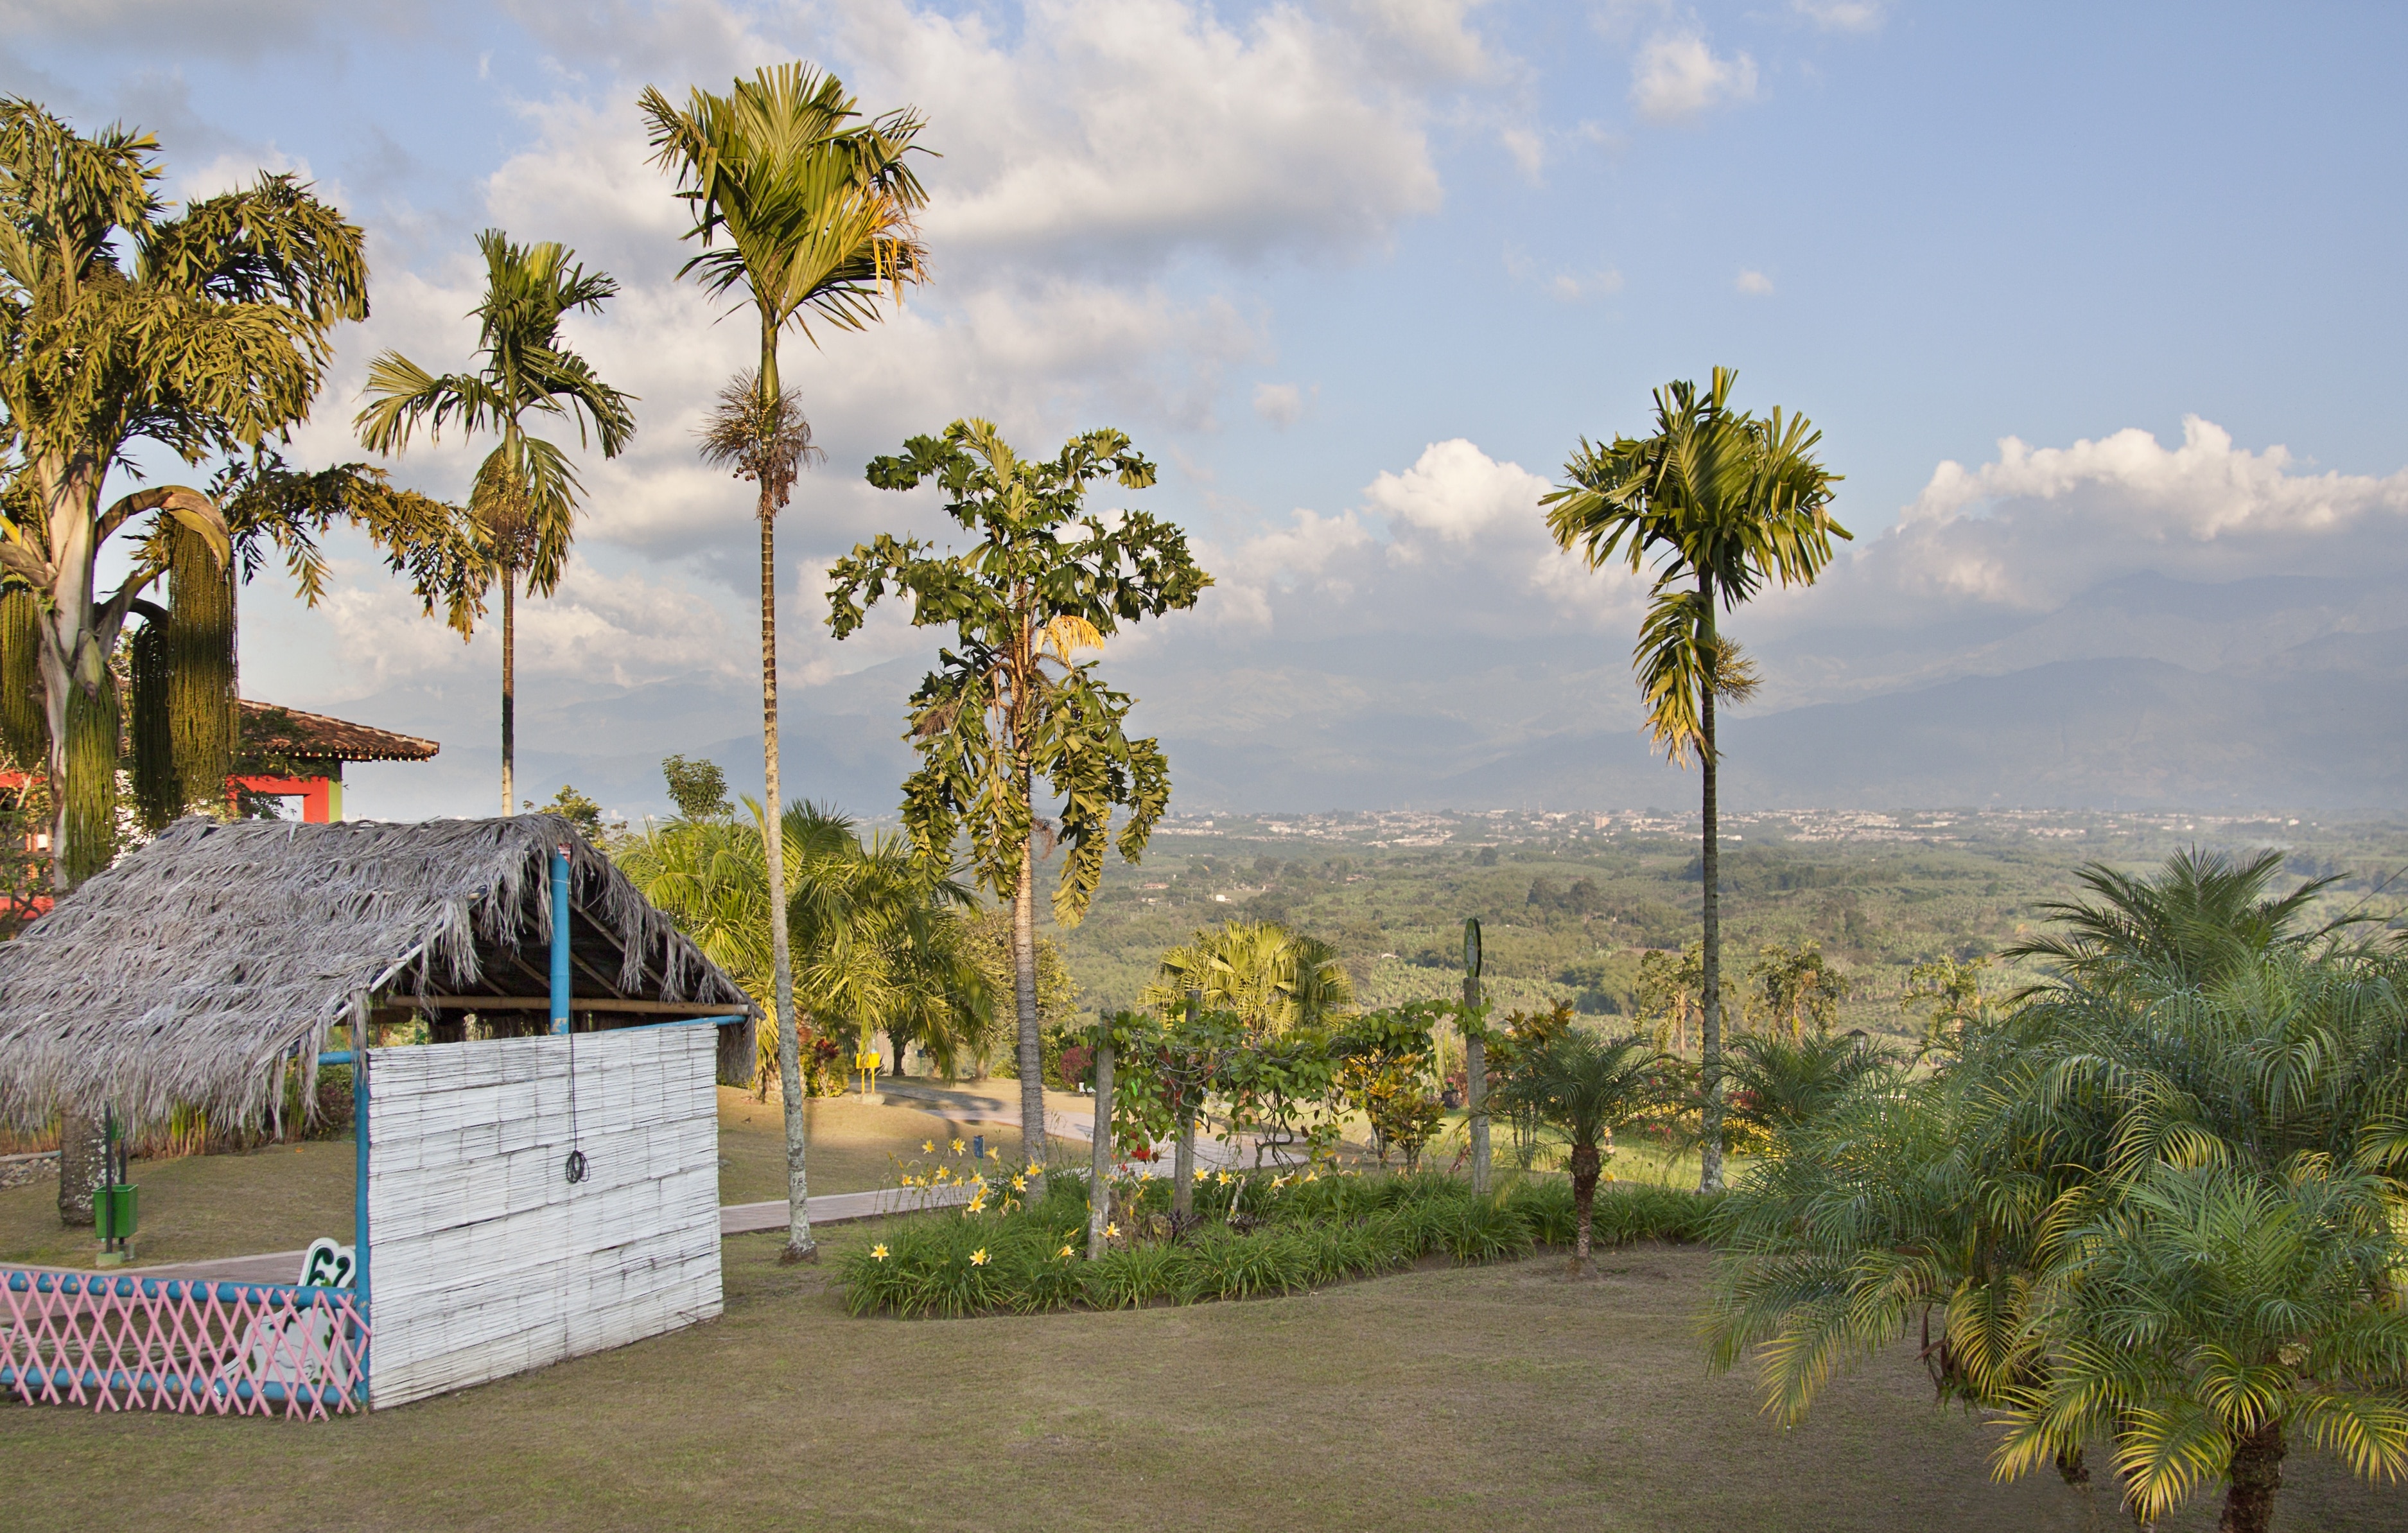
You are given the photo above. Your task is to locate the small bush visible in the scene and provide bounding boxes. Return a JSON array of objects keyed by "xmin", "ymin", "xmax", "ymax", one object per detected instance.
[
  {"xmin": 1085, "ymin": 1241, "xmax": 1184, "ymax": 1309},
  {"xmin": 1434, "ymin": 1196, "xmax": 1535, "ymax": 1265}
]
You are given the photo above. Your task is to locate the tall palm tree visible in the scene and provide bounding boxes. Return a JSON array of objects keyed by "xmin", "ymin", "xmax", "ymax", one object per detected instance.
[
  {"xmin": 1542, "ymin": 368, "xmax": 1847, "ymax": 1191},
  {"xmin": 355, "ymin": 229, "xmax": 634, "ymax": 814},
  {"xmin": 1490, "ymin": 1028, "xmax": 1670, "ymax": 1272},
  {"xmin": 641, "ymin": 64, "xmax": 930, "ymax": 1262}
]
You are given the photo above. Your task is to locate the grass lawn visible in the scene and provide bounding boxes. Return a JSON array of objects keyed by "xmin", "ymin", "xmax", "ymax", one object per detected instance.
[
  {"xmin": 3, "ymin": 1223, "xmax": 2396, "ymax": 1532},
  {"xmin": 0, "ymin": 1086, "xmax": 1086, "ymax": 1270}
]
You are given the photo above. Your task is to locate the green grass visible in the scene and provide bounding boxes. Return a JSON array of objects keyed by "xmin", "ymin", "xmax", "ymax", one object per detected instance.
[
  {"xmin": 1, "ymin": 1224, "xmax": 2395, "ymax": 1531},
  {"xmin": 0, "ymin": 1087, "xmax": 1080, "ymax": 1270}
]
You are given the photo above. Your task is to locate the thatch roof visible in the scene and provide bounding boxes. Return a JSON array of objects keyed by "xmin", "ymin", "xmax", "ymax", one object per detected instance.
[
  {"xmin": 0, "ymin": 815, "xmax": 756, "ymax": 1131},
  {"xmin": 240, "ymin": 701, "xmax": 440, "ymax": 763}
]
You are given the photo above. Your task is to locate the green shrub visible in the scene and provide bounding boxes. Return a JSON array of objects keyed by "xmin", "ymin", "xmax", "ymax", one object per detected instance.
[
  {"xmin": 841, "ymin": 1168, "xmax": 1721, "ymax": 1319},
  {"xmin": 1434, "ymin": 1196, "xmax": 1535, "ymax": 1264},
  {"xmin": 1084, "ymin": 1241, "xmax": 1183, "ymax": 1309}
]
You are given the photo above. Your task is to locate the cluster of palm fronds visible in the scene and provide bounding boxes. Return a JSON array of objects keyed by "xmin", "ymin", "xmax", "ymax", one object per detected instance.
[
  {"xmin": 1702, "ymin": 850, "xmax": 2408, "ymax": 1532},
  {"xmin": 618, "ymin": 798, "xmax": 991, "ymax": 1092}
]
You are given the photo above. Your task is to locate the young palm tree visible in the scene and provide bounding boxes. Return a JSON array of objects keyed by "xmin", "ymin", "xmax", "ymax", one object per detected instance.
[
  {"xmin": 1542, "ymin": 369, "xmax": 1847, "ymax": 1191},
  {"xmin": 1705, "ymin": 852, "xmax": 2408, "ymax": 1527},
  {"xmin": 1996, "ymin": 1163, "xmax": 2408, "ymax": 1533},
  {"xmin": 355, "ymin": 229, "xmax": 635, "ymax": 814},
  {"xmin": 1140, "ymin": 920, "xmax": 1356, "ymax": 1035},
  {"xmin": 641, "ymin": 64, "xmax": 930, "ymax": 1261},
  {"xmin": 1490, "ymin": 1028, "xmax": 1669, "ymax": 1272},
  {"xmin": 618, "ymin": 800, "xmax": 987, "ymax": 1092},
  {"xmin": 1714, "ymin": 1027, "xmax": 1896, "ymax": 1145}
]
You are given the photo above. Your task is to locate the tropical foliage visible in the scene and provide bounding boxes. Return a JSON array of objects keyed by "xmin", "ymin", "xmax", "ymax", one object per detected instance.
[
  {"xmin": 1542, "ymin": 368, "xmax": 1847, "ymax": 1191},
  {"xmin": 1702, "ymin": 850, "xmax": 2408, "ymax": 1532},
  {"xmin": 355, "ymin": 228, "xmax": 635, "ymax": 814},
  {"xmin": 0, "ymin": 100, "xmax": 467, "ymax": 886},
  {"xmin": 1490, "ymin": 1026, "xmax": 1673, "ymax": 1268},
  {"xmin": 830, "ymin": 418, "xmax": 1209, "ymax": 1173},
  {"xmin": 618, "ymin": 799, "xmax": 990, "ymax": 1096},
  {"xmin": 642, "ymin": 63, "xmax": 931, "ymax": 1256}
]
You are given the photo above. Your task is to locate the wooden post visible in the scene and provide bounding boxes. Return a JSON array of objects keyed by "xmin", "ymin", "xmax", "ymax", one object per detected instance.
[
  {"xmin": 1086, "ymin": 1024, "xmax": 1114, "ymax": 1260},
  {"xmin": 1172, "ymin": 988, "xmax": 1200, "ymax": 1219},
  {"xmin": 350, "ymin": 988, "xmax": 372, "ymax": 1407},
  {"xmin": 1465, "ymin": 917, "xmax": 1488, "ymax": 1195}
]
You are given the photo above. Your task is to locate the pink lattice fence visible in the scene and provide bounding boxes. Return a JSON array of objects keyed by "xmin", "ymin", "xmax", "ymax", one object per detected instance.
[{"xmin": 2, "ymin": 1266, "xmax": 367, "ymax": 1418}]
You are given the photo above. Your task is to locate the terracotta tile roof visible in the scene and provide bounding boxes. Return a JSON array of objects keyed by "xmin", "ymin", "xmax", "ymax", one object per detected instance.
[{"xmin": 239, "ymin": 701, "xmax": 440, "ymax": 763}]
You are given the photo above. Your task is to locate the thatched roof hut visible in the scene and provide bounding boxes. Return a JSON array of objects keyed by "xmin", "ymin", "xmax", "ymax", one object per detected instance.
[{"xmin": 0, "ymin": 814, "xmax": 757, "ymax": 1130}]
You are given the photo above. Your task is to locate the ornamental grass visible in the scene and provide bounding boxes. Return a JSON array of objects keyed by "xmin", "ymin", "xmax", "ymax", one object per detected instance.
[{"xmin": 842, "ymin": 1168, "xmax": 1714, "ymax": 1319}]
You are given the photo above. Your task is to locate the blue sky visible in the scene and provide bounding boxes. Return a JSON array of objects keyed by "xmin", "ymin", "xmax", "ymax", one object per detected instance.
[{"xmin": 12, "ymin": 1, "xmax": 2408, "ymax": 818}]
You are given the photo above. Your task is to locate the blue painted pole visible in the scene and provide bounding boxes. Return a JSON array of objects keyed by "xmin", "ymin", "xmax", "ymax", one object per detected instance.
[
  {"xmin": 350, "ymin": 994, "xmax": 371, "ymax": 1406},
  {"xmin": 550, "ymin": 845, "xmax": 571, "ymax": 1036}
]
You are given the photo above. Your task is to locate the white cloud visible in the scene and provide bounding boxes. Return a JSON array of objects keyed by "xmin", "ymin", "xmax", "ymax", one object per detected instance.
[
  {"xmin": 1792, "ymin": 1, "xmax": 1887, "ymax": 33},
  {"xmin": 1364, "ymin": 439, "xmax": 1553, "ymax": 545},
  {"xmin": 1843, "ymin": 416, "xmax": 2408, "ymax": 617},
  {"xmin": 1735, "ymin": 268, "xmax": 1774, "ymax": 295},
  {"xmin": 1629, "ymin": 31, "xmax": 1759, "ymax": 123},
  {"xmin": 1253, "ymin": 381, "xmax": 1307, "ymax": 428},
  {"xmin": 840, "ymin": 0, "xmax": 1444, "ymax": 270},
  {"xmin": 1549, "ymin": 268, "xmax": 1624, "ymax": 301},
  {"xmin": 1499, "ymin": 125, "xmax": 1546, "ymax": 182},
  {"xmin": 1337, "ymin": 0, "xmax": 1501, "ymax": 81}
]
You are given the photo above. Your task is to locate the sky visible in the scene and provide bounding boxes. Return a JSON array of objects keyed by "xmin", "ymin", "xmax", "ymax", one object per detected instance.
[{"xmin": 10, "ymin": 1, "xmax": 2408, "ymax": 820}]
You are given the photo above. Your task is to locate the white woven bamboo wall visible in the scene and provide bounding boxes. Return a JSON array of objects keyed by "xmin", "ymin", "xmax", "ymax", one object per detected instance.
[{"xmin": 363, "ymin": 1026, "xmax": 722, "ymax": 1410}]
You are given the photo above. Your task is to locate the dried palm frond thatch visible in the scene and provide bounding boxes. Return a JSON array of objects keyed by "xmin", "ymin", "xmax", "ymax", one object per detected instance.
[{"xmin": 0, "ymin": 814, "xmax": 754, "ymax": 1132}]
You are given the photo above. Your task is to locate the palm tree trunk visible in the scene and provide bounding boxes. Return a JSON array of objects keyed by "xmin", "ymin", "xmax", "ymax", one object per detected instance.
[
  {"xmin": 1013, "ymin": 826, "xmax": 1045, "ymax": 1180},
  {"xmin": 2218, "ymin": 1420, "xmax": 2283, "ymax": 1533},
  {"xmin": 1697, "ymin": 576, "xmax": 1725, "ymax": 1195},
  {"xmin": 1465, "ymin": 968, "xmax": 1488, "ymax": 1194},
  {"xmin": 1569, "ymin": 1139, "xmax": 1599, "ymax": 1272},
  {"xmin": 500, "ymin": 568, "xmax": 516, "ymax": 816},
  {"xmin": 56, "ymin": 1105, "xmax": 106, "ymax": 1226},
  {"xmin": 758, "ymin": 478, "xmax": 811, "ymax": 1262}
]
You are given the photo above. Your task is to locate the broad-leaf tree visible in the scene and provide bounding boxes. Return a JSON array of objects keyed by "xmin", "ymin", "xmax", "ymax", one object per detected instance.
[
  {"xmin": 1542, "ymin": 368, "xmax": 1847, "ymax": 1191},
  {"xmin": 356, "ymin": 229, "xmax": 634, "ymax": 814},
  {"xmin": 641, "ymin": 62, "xmax": 930, "ymax": 1262},
  {"xmin": 831, "ymin": 419, "xmax": 1210, "ymax": 1180}
]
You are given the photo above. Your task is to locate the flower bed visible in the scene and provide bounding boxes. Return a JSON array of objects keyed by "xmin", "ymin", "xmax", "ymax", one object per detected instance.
[{"xmin": 841, "ymin": 1168, "xmax": 1716, "ymax": 1318}]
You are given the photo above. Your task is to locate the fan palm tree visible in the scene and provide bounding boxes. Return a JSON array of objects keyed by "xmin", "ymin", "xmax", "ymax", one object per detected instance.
[
  {"xmin": 641, "ymin": 64, "xmax": 930, "ymax": 1261},
  {"xmin": 355, "ymin": 229, "xmax": 635, "ymax": 814},
  {"xmin": 1140, "ymin": 919, "xmax": 1356, "ymax": 1035},
  {"xmin": 1490, "ymin": 1028, "xmax": 1670, "ymax": 1272},
  {"xmin": 1542, "ymin": 369, "xmax": 1847, "ymax": 1191}
]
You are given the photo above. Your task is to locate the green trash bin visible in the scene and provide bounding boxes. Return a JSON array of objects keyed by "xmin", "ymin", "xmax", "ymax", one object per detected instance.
[{"xmin": 94, "ymin": 1182, "xmax": 138, "ymax": 1241}]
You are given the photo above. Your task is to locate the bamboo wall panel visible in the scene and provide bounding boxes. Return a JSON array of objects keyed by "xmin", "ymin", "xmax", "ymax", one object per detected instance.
[{"xmin": 364, "ymin": 1028, "xmax": 722, "ymax": 1409}]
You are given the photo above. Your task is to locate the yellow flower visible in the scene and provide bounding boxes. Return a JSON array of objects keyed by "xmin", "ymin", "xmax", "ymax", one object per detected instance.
[
  {"xmin": 934, "ymin": 1166, "xmax": 950, "ymax": 1181},
  {"xmin": 968, "ymin": 1195, "xmax": 988, "ymax": 1213},
  {"xmin": 951, "ymin": 1138, "xmax": 966, "ymax": 1154},
  {"xmin": 922, "ymin": 1140, "xmax": 936, "ymax": 1153},
  {"xmin": 1214, "ymin": 1170, "xmax": 1230, "ymax": 1186},
  {"xmin": 1058, "ymin": 1245, "xmax": 1075, "ymax": 1258},
  {"xmin": 970, "ymin": 1247, "xmax": 990, "ymax": 1266},
  {"xmin": 1104, "ymin": 1222, "xmax": 1121, "ymax": 1239},
  {"xmin": 870, "ymin": 1243, "xmax": 889, "ymax": 1261},
  {"xmin": 1011, "ymin": 1174, "xmax": 1027, "ymax": 1192}
]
